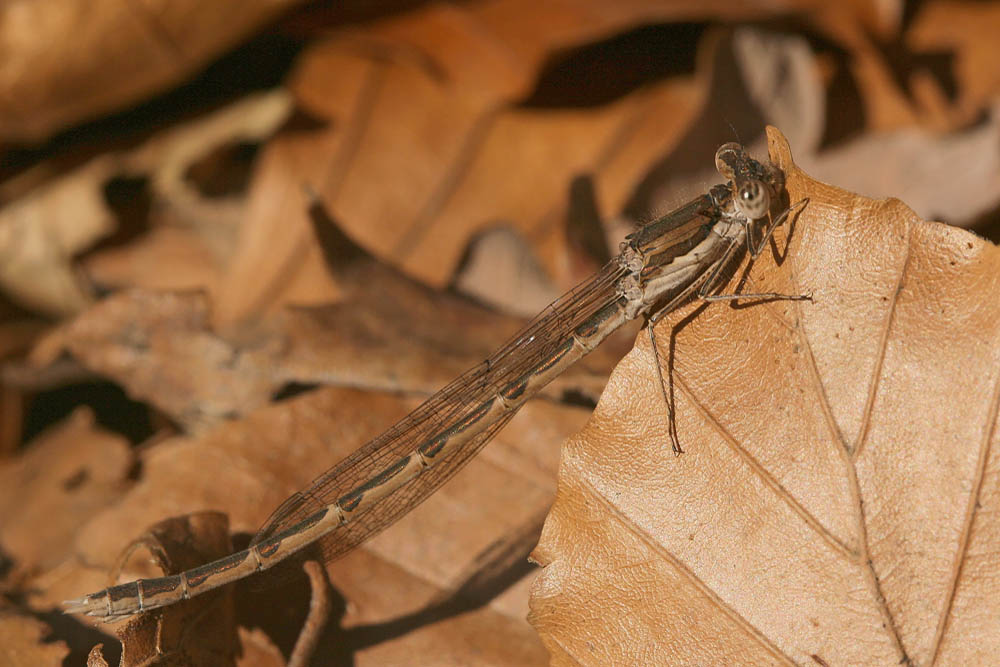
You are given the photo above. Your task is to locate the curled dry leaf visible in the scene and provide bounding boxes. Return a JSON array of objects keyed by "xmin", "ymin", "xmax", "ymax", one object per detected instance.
[
  {"xmin": 0, "ymin": 91, "xmax": 290, "ymax": 317},
  {"xmin": 529, "ymin": 126, "xmax": 1000, "ymax": 664},
  {"xmin": 0, "ymin": 0, "xmax": 302, "ymax": 142},
  {"xmin": 0, "ymin": 157, "xmax": 115, "ymax": 315},
  {"xmin": 111, "ymin": 513, "xmax": 239, "ymax": 667}
]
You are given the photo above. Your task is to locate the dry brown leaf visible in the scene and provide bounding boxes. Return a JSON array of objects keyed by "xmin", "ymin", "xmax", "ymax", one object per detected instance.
[
  {"xmin": 806, "ymin": 0, "xmax": 1000, "ymax": 134},
  {"xmin": 908, "ymin": 1, "xmax": 1000, "ymax": 127},
  {"xmin": 215, "ymin": 0, "xmax": 816, "ymax": 325},
  {"xmin": 214, "ymin": 60, "xmax": 701, "ymax": 325},
  {"xmin": 29, "ymin": 255, "xmax": 622, "ymax": 431},
  {"xmin": 811, "ymin": 8, "xmax": 927, "ymax": 131},
  {"xmin": 0, "ymin": 0, "xmax": 301, "ymax": 142},
  {"xmin": 793, "ymin": 107, "xmax": 1000, "ymax": 227},
  {"xmin": 56, "ymin": 384, "xmax": 588, "ymax": 664},
  {"xmin": 28, "ymin": 290, "xmax": 277, "ymax": 431},
  {"xmin": 12, "ymin": 6, "xmax": 1000, "ymax": 663},
  {"xmin": 529, "ymin": 127, "xmax": 1000, "ymax": 664},
  {"xmin": 0, "ymin": 157, "xmax": 115, "ymax": 315},
  {"xmin": 0, "ymin": 406, "xmax": 132, "ymax": 575},
  {"xmin": 799, "ymin": 0, "xmax": 1000, "ymax": 132},
  {"xmin": 83, "ymin": 225, "xmax": 227, "ymax": 294},
  {"xmin": 0, "ymin": 608, "xmax": 69, "ymax": 666}
]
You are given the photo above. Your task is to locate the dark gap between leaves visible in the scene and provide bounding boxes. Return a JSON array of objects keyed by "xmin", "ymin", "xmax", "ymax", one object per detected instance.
[
  {"xmin": 20, "ymin": 380, "xmax": 154, "ymax": 446},
  {"xmin": 792, "ymin": 26, "xmax": 867, "ymax": 148},
  {"xmin": 560, "ymin": 388, "xmax": 597, "ymax": 410},
  {"xmin": 518, "ymin": 22, "xmax": 705, "ymax": 109},
  {"xmin": 89, "ymin": 174, "xmax": 153, "ymax": 254},
  {"xmin": 183, "ymin": 140, "xmax": 261, "ymax": 198},
  {"xmin": 271, "ymin": 382, "xmax": 321, "ymax": 402},
  {"xmin": 0, "ymin": 30, "xmax": 304, "ymax": 179}
]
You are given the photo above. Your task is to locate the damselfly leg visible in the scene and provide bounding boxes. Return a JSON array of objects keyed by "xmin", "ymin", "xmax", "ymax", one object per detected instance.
[{"xmin": 647, "ymin": 197, "xmax": 812, "ymax": 454}]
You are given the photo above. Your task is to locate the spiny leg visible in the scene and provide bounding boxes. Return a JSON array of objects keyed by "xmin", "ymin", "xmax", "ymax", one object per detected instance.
[
  {"xmin": 646, "ymin": 238, "xmax": 742, "ymax": 455},
  {"xmin": 703, "ymin": 199, "xmax": 812, "ymax": 303},
  {"xmin": 645, "ymin": 199, "xmax": 812, "ymax": 453},
  {"xmin": 647, "ymin": 323, "xmax": 682, "ymax": 455},
  {"xmin": 746, "ymin": 197, "xmax": 808, "ymax": 259}
]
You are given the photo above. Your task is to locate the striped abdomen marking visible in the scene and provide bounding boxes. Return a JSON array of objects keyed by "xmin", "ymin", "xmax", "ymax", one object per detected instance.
[
  {"xmin": 106, "ymin": 580, "xmax": 153, "ymax": 616},
  {"xmin": 530, "ymin": 335, "xmax": 577, "ymax": 379},
  {"xmin": 573, "ymin": 298, "xmax": 628, "ymax": 347},
  {"xmin": 338, "ymin": 455, "xmax": 417, "ymax": 512},
  {"xmin": 251, "ymin": 506, "xmax": 344, "ymax": 567},
  {"xmin": 495, "ymin": 300, "xmax": 627, "ymax": 412},
  {"xmin": 185, "ymin": 550, "xmax": 254, "ymax": 589},
  {"xmin": 418, "ymin": 398, "xmax": 500, "ymax": 460},
  {"xmin": 135, "ymin": 575, "xmax": 184, "ymax": 613}
]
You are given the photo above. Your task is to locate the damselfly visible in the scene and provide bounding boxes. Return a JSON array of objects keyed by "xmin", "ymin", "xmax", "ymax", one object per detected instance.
[{"xmin": 65, "ymin": 142, "xmax": 808, "ymax": 619}]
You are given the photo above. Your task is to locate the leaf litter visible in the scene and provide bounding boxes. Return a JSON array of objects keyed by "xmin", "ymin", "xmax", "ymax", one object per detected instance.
[{"xmin": 4, "ymin": 1, "xmax": 1000, "ymax": 665}]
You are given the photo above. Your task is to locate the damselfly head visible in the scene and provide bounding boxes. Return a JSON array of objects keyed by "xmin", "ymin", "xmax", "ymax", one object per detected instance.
[{"xmin": 714, "ymin": 142, "xmax": 776, "ymax": 220}]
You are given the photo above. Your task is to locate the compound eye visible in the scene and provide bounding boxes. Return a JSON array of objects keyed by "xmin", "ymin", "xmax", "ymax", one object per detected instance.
[{"xmin": 737, "ymin": 179, "xmax": 770, "ymax": 219}]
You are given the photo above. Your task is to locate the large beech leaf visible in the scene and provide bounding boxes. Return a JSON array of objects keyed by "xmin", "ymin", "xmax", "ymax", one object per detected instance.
[{"xmin": 529, "ymin": 126, "xmax": 1000, "ymax": 665}]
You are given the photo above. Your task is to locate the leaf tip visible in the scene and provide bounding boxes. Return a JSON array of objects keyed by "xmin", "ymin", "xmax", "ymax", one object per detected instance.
[{"xmin": 765, "ymin": 125, "xmax": 795, "ymax": 173}]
